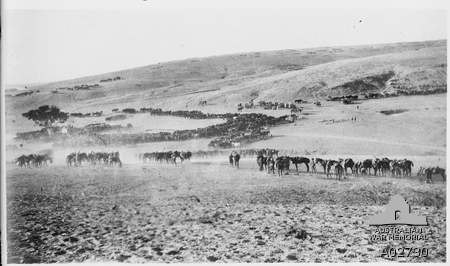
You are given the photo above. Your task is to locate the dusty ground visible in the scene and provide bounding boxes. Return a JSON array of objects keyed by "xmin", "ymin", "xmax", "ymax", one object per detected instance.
[
  {"xmin": 6, "ymin": 160, "xmax": 446, "ymax": 263},
  {"xmin": 250, "ymin": 94, "xmax": 446, "ymax": 160}
]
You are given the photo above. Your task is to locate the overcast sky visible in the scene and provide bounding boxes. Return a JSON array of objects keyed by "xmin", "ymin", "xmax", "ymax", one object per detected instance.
[{"xmin": 4, "ymin": 1, "xmax": 447, "ymax": 85}]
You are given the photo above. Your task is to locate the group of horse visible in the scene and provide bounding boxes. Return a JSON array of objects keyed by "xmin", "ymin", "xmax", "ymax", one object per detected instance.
[
  {"xmin": 15, "ymin": 154, "xmax": 53, "ymax": 168},
  {"xmin": 254, "ymin": 151, "xmax": 433, "ymax": 181},
  {"xmin": 139, "ymin": 151, "xmax": 192, "ymax": 164},
  {"xmin": 14, "ymin": 148, "xmax": 446, "ymax": 184},
  {"xmin": 66, "ymin": 151, "xmax": 122, "ymax": 167},
  {"xmin": 310, "ymin": 158, "xmax": 415, "ymax": 179}
]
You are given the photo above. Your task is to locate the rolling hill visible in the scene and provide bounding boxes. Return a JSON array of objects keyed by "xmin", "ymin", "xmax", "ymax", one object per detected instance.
[{"xmin": 6, "ymin": 39, "xmax": 446, "ymax": 114}]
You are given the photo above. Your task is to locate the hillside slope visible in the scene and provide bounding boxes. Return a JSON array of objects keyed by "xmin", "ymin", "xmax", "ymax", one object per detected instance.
[{"xmin": 6, "ymin": 40, "xmax": 446, "ymax": 113}]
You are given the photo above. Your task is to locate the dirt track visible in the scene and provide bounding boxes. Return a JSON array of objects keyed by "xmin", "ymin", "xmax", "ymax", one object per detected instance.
[{"xmin": 6, "ymin": 161, "xmax": 446, "ymax": 263}]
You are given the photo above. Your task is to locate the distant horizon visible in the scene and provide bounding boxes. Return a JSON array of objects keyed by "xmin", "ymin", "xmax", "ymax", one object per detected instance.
[
  {"xmin": 5, "ymin": 38, "xmax": 446, "ymax": 88},
  {"xmin": 5, "ymin": 8, "xmax": 446, "ymax": 85}
]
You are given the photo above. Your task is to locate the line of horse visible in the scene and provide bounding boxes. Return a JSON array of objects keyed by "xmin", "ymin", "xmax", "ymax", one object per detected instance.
[
  {"xmin": 139, "ymin": 151, "xmax": 192, "ymax": 164},
  {"xmin": 13, "ymin": 149, "xmax": 446, "ymax": 184},
  {"xmin": 15, "ymin": 154, "xmax": 53, "ymax": 168},
  {"xmin": 66, "ymin": 151, "xmax": 122, "ymax": 167},
  {"xmin": 254, "ymin": 153, "xmax": 446, "ymax": 182}
]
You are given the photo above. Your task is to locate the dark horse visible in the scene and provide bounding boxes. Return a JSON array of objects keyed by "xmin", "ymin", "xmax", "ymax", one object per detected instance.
[
  {"xmin": 344, "ymin": 158, "xmax": 355, "ymax": 175},
  {"xmin": 290, "ymin": 156, "xmax": 310, "ymax": 173},
  {"xmin": 256, "ymin": 155, "xmax": 267, "ymax": 171},
  {"xmin": 362, "ymin": 159, "xmax": 373, "ymax": 175},
  {"xmin": 229, "ymin": 153, "xmax": 234, "ymax": 166},
  {"xmin": 230, "ymin": 151, "xmax": 241, "ymax": 168},
  {"xmin": 275, "ymin": 156, "xmax": 290, "ymax": 176},
  {"xmin": 234, "ymin": 153, "xmax": 240, "ymax": 168}
]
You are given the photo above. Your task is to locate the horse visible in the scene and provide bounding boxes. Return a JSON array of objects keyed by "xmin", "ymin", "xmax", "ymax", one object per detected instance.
[
  {"xmin": 433, "ymin": 167, "xmax": 446, "ymax": 182},
  {"xmin": 181, "ymin": 151, "xmax": 192, "ymax": 161},
  {"xmin": 353, "ymin": 161, "xmax": 362, "ymax": 175},
  {"xmin": 314, "ymin": 158, "xmax": 328, "ymax": 174},
  {"xmin": 362, "ymin": 159, "xmax": 373, "ymax": 175},
  {"xmin": 326, "ymin": 160, "xmax": 339, "ymax": 178},
  {"xmin": 16, "ymin": 155, "xmax": 30, "ymax": 167},
  {"xmin": 290, "ymin": 156, "xmax": 310, "ymax": 173},
  {"xmin": 373, "ymin": 158, "xmax": 382, "ymax": 176},
  {"xmin": 334, "ymin": 163, "xmax": 344, "ymax": 180},
  {"xmin": 76, "ymin": 152, "xmax": 89, "ymax": 166},
  {"xmin": 171, "ymin": 151, "xmax": 182, "ymax": 164},
  {"xmin": 66, "ymin": 153, "xmax": 77, "ymax": 167},
  {"xmin": 417, "ymin": 166, "xmax": 426, "ymax": 177},
  {"xmin": 233, "ymin": 153, "xmax": 241, "ymax": 168},
  {"xmin": 108, "ymin": 152, "xmax": 122, "ymax": 167},
  {"xmin": 38, "ymin": 154, "xmax": 53, "ymax": 166},
  {"xmin": 425, "ymin": 167, "xmax": 446, "ymax": 183},
  {"xmin": 425, "ymin": 167, "xmax": 433, "ymax": 183},
  {"xmin": 88, "ymin": 151, "xmax": 96, "ymax": 165},
  {"xmin": 310, "ymin": 158, "xmax": 317, "ymax": 173},
  {"xmin": 229, "ymin": 153, "xmax": 234, "ymax": 166},
  {"xmin": 401, "ymin": 159, "xmax": 414, "ymax": 177},
  {"xmin": 344, "ymin": 158, "xmax": 355, "ymax": 175},
  {"xmin": 379, "ymin": 158, "xmax": 391, "ymax": 176},
  {"xmin": 390, "ymin": 160, "xmax": 402, "ymax": 177},
  {"xmin": 267, "ymin": 156, "xmax": 276, "ymax": 174},
  {"xmin": 256, "ymin": 155, "xmax": 267, "ymax": 171},
  {"xmin": 275, "ymin": 156, "xmax": 290, "ymax": 176},
  {"xmin": 229, "ymin": 151, "xmax": 240, "ymax": 168}
]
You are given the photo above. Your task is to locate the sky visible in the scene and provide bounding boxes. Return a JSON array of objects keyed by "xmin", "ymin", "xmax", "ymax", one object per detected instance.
[{"xmin": 3, "ymin": 0, "xmax": 448, "ymax": 85}]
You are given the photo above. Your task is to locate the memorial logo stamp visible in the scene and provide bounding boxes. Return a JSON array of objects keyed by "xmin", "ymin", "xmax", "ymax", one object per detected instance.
[{"xmin": 367, "ymin": 195, "xmax": 432, "ymax": 259}]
